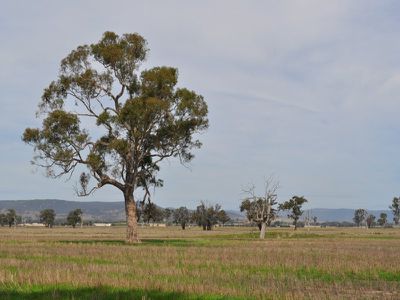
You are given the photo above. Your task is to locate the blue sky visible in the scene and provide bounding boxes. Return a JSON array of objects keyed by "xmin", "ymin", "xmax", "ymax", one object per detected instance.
[{"xmin": 1, "ymin": 1, "xmax": 400, "ymax": 210}]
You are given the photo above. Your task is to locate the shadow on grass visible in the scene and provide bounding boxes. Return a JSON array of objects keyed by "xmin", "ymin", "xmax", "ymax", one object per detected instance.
[{"xmin": 0, "ymin": 285, "xmax": 238, "ymax": 300}]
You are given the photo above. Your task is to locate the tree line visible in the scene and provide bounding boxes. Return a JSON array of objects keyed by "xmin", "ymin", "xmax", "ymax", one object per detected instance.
[
  {"xmin": 0, "ymin": 202, "xmax": 231, "ymax": 230},
  {"xmin": 353, "ymin": 197, "xmax": 400, "ymax": 228},
  {"xmin": 135, "ymin": 201, "xmax": 231, "ymax": 230},
  {"xmin": 0, "ymin": 208, "xmax": 83, "ymax": 228}
]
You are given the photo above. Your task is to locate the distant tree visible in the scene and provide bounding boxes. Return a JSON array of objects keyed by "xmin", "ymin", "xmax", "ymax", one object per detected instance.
[
  {"xmin": 39, "ymin": 209, "xmax": 56, "ymax": 228},
  {"xmin": 389, "ymin": 197, "xmax": 400, "ymax": 225},
  {"xmin": 192, "ymin": 201, "xmax": 221, "ymax": 230},
  {"xmin": 136, "ymin": 202, "xmax": 144, "ymax": 222},
  {"xmin": 15, "ymin": 215, "xmax": 22, "ymax": 226},
  {"xmin": 0, "ymin": 213, "xmax": 7, "ymax": 226},
  {"xmin": 6, "ymin": 209, "xmax": 17, "ymax": 227},
  {"xmin": 377, "ymin": 213, "xmax": 388, "ymax": 227},
  {"xmin": 279, "ymin": 196, "xmax": 308, "ymax": 230},
  {"xmin": 173, "ymin": 207, "xmax": 190, "ymax": 230},
  {"xmin": 240, "ymin": 177, "xmax": 279, "ymax": 239},
  {"xmin": 163, "ymin": 208, "xmax": 174, "ymax": 224},
  {"xmin": 312, "ymin": 216, "xmax": 318, "ymax": 225},
  {"xmin": 217, "ymin": 210, "xmax": 230, "ymax": 226},
  {"xmin": 142, "ymin": 202, "xmax": 164, "ymax": 223},
  {"xmin": 67, "ymin": 209, "xmax": 83, "ymax": 228},
  {"xmin": 353, "ymin": 209, "xmax": 367, "ymax": 227},
  {"xmin": 22, "ymin": 31, "xmax": 209, "ymax": 243},
  {"xmin": 366, "ymin": 214, "xmax": 376, "ymax": 228}
]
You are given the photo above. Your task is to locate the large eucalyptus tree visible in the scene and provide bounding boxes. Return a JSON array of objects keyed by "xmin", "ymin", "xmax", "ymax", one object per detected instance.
[{"xmin": 23, "ymin": 32, "xmax": 208, "ymax": 242}]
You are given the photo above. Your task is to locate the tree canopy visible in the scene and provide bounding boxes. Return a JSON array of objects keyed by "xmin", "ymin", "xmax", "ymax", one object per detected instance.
[
  {"xmin": 389, "ymin": 197, "xmax": 400, "ymax": 225},
  {"xmin": 353, "ymin": 208, "xmax": 367, "ymax": 227},
  {"xmin": 173, "ymin": 206, "xmax": 190, "ymax": 230},
  {"xmin": 279, "ymin": 196, "xmax": 308, "ymax": 230},
  {"xmin": 192, "ymin": 201, "xmax": 223, "ymax": 231},
  {"xmin": 39, "ymin": 209, "xmax": 56, "ymax": 228},
  {"xmin": 67, "ymin": 209, "xmax": 83, "ymax": 228},
  {"xmin": 22, "ymin": 31, "xmax": 208, "ymax": 242}
]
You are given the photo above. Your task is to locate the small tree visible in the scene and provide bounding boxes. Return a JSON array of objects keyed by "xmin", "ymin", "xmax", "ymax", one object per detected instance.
[
  {"xmin": 6, "ymin": 209, "xmax": 17, "ymax": 227},
  {"xmin": 279, "ymin": 196, "xmax": 308, "ymax": 230},
  {"xmin": 135, "ymin": 201, "xmax": 145, "ymax": 222},
  {"xmin": 312, "ymin": 216, "xmax": 318, "ymax": 225},
  {"xmin": 366, "ymin": 214, "xmax": 376, "ymax": 228},
  {"xmin": 67, "ymin": 209, "xmax": 83, "ymax": 228},
  {"xmin": 163, "ymin": 208, "xmax": 174, "ymax": 224},
  {"xmin": 377, "ymin": 213, "xmax": 387, "ymax": 227},
  {"xmin": 217, "ymin": 210, "xmax": 230, "ymax": 226},
  {"xmin": 173, "ymin": 206, "xmax": 190, "ymax": 230},
  {"xmin": 0, "ymin": 214, "xmax": 7, "ymax": 226},
  {"xmin": 353, "ymin": 209, "xmax": 367, "ymax": 227},
  {"xmin": 389, "ymin": 197, "xmax": 400, "ymax": 225},
  {"xmin": 142, "ymin": 202, "xmax": 164, "ymax": 224},
  {"xmin": 240, "ymin": 177, "xmax": 279, "ymax": 239},
  {"xmin": 192, "ymin": 201, "xmax": 221, "ymax": 230},
  {"xmin": 39, "ymin": 209, "xmax": 56, "ymax": 228}
]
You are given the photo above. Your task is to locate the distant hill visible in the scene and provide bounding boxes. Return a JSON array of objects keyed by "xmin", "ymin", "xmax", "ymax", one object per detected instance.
[
  {"xmin": 0, "ymin": 200, "xmax": 394, "ymax": 223},
  {"xmin": 301, "ymin": 208, "xmax": 393, "ymax": 222}
]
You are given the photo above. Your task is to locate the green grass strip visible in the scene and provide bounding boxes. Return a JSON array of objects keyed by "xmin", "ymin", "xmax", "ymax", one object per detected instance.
[{"xmin": 0, "ymin": 284, "xmax": 246, "ymax": 300}]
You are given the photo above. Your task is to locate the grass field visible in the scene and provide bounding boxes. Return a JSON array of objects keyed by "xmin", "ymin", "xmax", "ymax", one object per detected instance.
[{"xmin": 0, "ymin": 226, "xmax": 399, "ymax": 299}]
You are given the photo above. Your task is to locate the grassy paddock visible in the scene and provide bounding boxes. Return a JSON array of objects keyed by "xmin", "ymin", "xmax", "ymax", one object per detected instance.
[{"xmin": 0, "ymin": 226, "xmax": 399, "ymax": 299}]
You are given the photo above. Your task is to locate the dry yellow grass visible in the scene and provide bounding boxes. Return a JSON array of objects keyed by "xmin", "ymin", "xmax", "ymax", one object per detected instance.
[{"xmin": 0, "ymin": 226, "xmax": 399, "ymax": 299}]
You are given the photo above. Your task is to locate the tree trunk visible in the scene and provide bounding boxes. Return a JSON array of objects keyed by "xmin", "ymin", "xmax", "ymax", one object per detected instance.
[
  {"xmin": 257, "ymin": 223, "xmax": 262, "ymax": 231},
  {"xmin": 181, "ymin": 223, "xmax": 186, "ymax": 230},
  {"xmin": 125, "ymin": 196, "xmax": 139, "ymax": 243},
  {"xmin": 259, "ymin": 222, "xmax": 267, "ymax": 239}
]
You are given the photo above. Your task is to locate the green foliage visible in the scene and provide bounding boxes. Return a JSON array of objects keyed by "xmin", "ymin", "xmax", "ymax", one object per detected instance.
[
  {"xmin": 192, "ymin": 202, "xmax": 223, "ymax": 230},
  {"xmin": 39, "ymin": 209, "xmax": 56, "ymax": 228},
  {"xmin": 0, "ymin": 213, "xmax": 7, "ymax": 226},
  {"xmin": 377, "ymin": 213, "xmax": 387, "ymax": 226},
  {"xmin": 366, "ymin": 214, "xmax": 376, "ymax": 228},
  {"xmin": 240, "ymin": 197, "xmax": 277, "ymax": 229},
  {"xmin": 67, "ymin": 209, "xmax": 83, "ymax": 228},
  {"xmin": 279, "ymin": 196, "xmax": 308, "ymax": 230},
  {"xmin": 353, "ymin": 208, "xmax": 367, "ymax": 227},
  {"xmin": 217, "ymin": 210, "xmax": 230, "ymax": 225},
  {"xmin": 23, "ymin": 31, "xmax": 208, "ymax": 190},
  {"xmin": 389, "ymin": 197, "xmax": 400, "ymax": 225},
  {"xmin": 22, "ymin": 31, "xmax": 209, "ymax": 241},
  {"xmin": 5, "ymin": 209, "xmax": 17, "ymax": 227},
  {"xmin": 141, "ymin": 203, "xmax": 164, "ymax": 224},
  {"xmin": 173, "ymin": 207, "xmax": 190, "ymax": 229}
]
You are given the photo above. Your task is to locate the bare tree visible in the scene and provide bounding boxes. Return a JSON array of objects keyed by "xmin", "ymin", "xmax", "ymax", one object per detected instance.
[{"xmin": 240, "ymin": 176, "xmax": 279, "ymax": 239}]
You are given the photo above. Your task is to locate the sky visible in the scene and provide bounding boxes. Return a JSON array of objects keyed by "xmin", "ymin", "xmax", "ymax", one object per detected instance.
[{"xmin": 1, "ymin": 1, "xmax": 400, "ymax": 210}]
